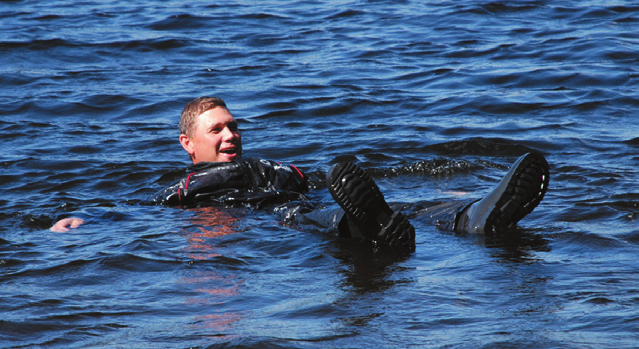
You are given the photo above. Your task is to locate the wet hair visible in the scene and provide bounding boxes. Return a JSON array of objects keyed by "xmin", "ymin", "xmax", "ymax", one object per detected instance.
[{"xmin": 179, "ymin": 96, "xmax": 228, "ymax": 136}]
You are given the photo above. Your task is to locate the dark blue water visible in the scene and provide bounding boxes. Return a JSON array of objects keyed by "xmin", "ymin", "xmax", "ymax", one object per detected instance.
[{"xmin": 2, "ymin": 0, "xmax": 639, "ymax": 347}]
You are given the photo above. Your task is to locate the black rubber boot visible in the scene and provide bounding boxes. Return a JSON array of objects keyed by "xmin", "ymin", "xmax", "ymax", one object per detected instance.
[
  {"xmin": 328, "ymin": 162, "xmax": 415, "ymax": 253},
  {"xmin": 454, "ymin": 152, "xmax": 550, "ymax": 234}
]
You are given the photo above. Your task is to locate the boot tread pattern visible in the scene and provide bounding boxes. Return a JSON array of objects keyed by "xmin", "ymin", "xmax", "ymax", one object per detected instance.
[
  {"xmin": 485, "ymin": 152, "xmax": 550, "ymax": 233},
  {"xmin": 328, "ymin": 162, "xmax": 415, "ymax": 251}
]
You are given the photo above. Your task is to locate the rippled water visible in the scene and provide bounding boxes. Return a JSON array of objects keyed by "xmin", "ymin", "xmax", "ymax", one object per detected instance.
[{"xmin": 2, "ymin": 1, "xmax": 639, "ymax": 348}]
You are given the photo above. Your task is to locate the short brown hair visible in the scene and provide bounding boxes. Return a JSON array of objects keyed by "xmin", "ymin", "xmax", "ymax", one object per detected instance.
[{"xmin": 179, "ymin": 97, "xmax": 228, "ymax": 136}]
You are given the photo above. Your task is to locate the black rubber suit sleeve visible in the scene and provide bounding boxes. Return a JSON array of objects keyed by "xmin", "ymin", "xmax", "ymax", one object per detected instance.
[{"xmin": 149, "ymin": 157, "xmax": 308, "ymax": 206}]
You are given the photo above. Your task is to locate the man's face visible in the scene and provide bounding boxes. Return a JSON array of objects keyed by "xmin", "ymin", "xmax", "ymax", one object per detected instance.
[{"xmin": 180, "ymin": 107, "xmax": 242, "ymax": 164}]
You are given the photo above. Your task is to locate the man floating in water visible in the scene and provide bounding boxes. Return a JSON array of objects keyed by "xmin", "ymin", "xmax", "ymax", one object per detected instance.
[{"xmin": 52, "ymin": 97, "xmax": 550, "ymax": 254}]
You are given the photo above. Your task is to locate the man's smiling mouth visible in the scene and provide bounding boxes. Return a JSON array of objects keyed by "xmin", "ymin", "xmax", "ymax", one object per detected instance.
[{"xmin": 220, "ymin": 147, "xmax": 237, "ymax": 154}]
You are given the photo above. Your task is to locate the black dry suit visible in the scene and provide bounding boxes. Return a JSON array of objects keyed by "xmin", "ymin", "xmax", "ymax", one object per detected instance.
[
  {"xmin": 150, "ymin": 157, "xmax": 353, "ymax": 235},
  {"xmin": 150, "ymin": 157, "xmax": 466, "ymax": 237},
  {"xmin": 151, "ymin": 157, "xmax": 309, "ymax": 208}
]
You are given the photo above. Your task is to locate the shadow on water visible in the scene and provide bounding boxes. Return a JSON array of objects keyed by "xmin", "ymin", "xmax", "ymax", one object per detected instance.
[
  {"xmin": 476, "ymin": 228, "xmax": 552, "ymax": 263},
  {"xmin": 332, "ymin": 238, "xmax": 413, "ymax": 295}
]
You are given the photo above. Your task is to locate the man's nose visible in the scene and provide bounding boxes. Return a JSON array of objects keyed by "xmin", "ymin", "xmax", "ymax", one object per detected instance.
[{"xmin": 222, "ymin": 127, "xmax": 236, "ymax": 140}]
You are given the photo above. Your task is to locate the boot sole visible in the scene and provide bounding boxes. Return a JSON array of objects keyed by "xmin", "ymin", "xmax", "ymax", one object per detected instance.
[
  {"xmin": 482, "ymin": 152, "xmax": 550, "ymax": 233},
  {"xmin": 328, "ymin": 162, "xmax": 415, "ymax": 250}
]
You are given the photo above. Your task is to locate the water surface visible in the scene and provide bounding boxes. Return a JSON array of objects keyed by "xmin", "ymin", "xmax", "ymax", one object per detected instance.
[{"xmin": 2, "ymin": 1, "xmax": 639, "ymax": 348}]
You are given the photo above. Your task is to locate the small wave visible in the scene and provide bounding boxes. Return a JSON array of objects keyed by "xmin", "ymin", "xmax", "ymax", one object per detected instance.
[
  {"xmin": 325, "ymin": 9, "xmax": 367, "ymax": 20},
  {"xmin": 238, "ymin": 12, "xmax": 290, "ymax": 20},
  {"xmin": 426, "ymin": 138, "xmax": 541, "ymax": 157},
  {"xmin": 622, "ymin": 137, "xmax": 639, "ymax": 146},
  {"xmin": 147, "ymin": 14, "xmax": 215, "ymax": 30},
  {"xmin": 0, "ymin": 256, "xmax": 100, "ymax": 279},
  {"xmin": 0, "ymin": 37, "xmax": 193, "ymax": 53},
  {"xmin": 98, "ymin": 253, "xmax": 184, "ymax": 272},
  {"xmin": 469, "ymin": 1, "xmax": 545, "ymax": 15},
  {"xmin": 556, "ymin": 230, "xmax": 627, "ymax": 250}
]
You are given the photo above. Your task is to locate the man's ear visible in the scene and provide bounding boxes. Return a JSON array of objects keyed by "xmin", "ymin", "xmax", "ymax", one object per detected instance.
[{"xmin": 179, "ymin": 134, "xmax": 195, "ymax": 157}]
